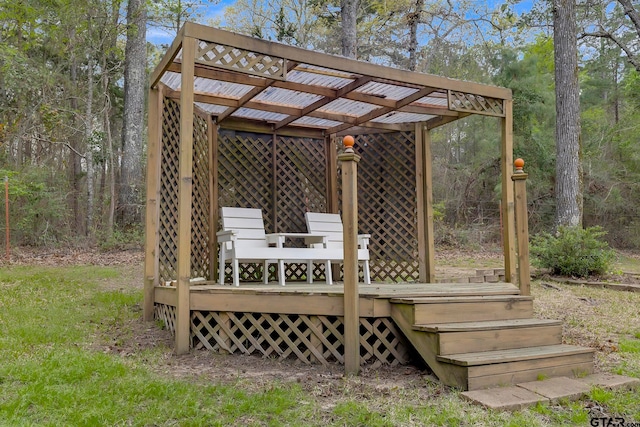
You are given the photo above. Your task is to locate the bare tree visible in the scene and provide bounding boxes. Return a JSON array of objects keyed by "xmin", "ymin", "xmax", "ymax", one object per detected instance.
[
  {"xmin": 341, "ymin": 0, "xmax": 357, "ymax": 57},
  {"xmin": 120, "ymin": 0, "xmax": 147, "ymax": 227},
  {"xmin": 553, "ymin": 0, "xmax": 583, "ymax": 227}
]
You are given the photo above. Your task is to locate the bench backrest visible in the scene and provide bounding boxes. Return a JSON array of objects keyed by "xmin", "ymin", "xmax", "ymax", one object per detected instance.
[
  {"xmin": 305, "ymin": 212, "xmax": 343, "ymax": 248},
  {"xmin": 220, "ymin": 207, "xmax": 269, "ymax": 249}
]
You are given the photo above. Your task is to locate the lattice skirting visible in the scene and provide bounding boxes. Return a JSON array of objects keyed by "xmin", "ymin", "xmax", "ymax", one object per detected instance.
[
  {"xmin": 155, "ymin": 303, "xmax": 177, "ymax": 335},
  {"xmin": 173, "ymin": 308, "xmax": 411, "ymax": 367}
]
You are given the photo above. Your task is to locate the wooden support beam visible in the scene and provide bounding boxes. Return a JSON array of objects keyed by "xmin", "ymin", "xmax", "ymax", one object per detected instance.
[
  {"xmin": 150, "ymin": 27, "xmax": 184, "ymax": 88},
  {"xmin": 208, "ymin": 116, "xmax": 218, "ymax": 281},
  {"xmin": 181, "ymin": 23, "xmax": 513, "ymax": 100},
  {"xmin": 338, "ymin": 135, "xmax": 361, "ymax": 375},
  {"xmin": 326, "ymin": 134, "xmax": 338, "ymax": 214},
  {"xmin": 501, "ymin": 99, "xmax": 517, "ymax": 284},
  {"xmin": 415, "ymin": 123, "xmax": 435, "ymax": 283},
  {"xmin": 175, "ymin": 36, "xmax": 196, "ymax": 354},
  {"xmin": 143, "ymin": 85, "xmax": 164, "ymax": 321},
  {"xmin": 512, "ymin": 159, "xmax": 530, "ymax": 295}
]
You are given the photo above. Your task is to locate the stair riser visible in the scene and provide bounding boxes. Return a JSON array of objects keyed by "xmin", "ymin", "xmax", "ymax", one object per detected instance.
[
  {"xmin": 468, "ymin": 361, "xmax": 594, "ymax": 390},
  {"xmin": 466, "ymin": 353, "xmax": 594, "ymax": 390},
  {"xmin": 438, "ymin": 325, "xmax": 563, "ymax": 355},
  {"xmin": 414, "ymin": 300, "xmax": 533, "ymax": 324}
]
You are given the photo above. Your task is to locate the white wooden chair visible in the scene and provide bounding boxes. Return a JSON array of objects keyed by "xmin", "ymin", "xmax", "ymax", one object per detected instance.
[
  {"xmin": 217, "ymin": 207, "xmax": 284, "ymax": 286},
  {"xmin": 305, "ymin": 212, "xmax": 371, "ymax": 284},
  {"xmin": 218, "ymin": 207, "xmax": 333, "ymax": 286}
]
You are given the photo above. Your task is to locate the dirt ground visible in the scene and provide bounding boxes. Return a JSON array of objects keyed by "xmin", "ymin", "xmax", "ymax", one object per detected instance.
[{"xmin": 6, "ymin": 246, "xmax": 640, "ymax": 403}]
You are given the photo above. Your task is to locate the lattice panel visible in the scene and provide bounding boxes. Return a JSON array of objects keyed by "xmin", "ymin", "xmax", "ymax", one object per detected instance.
[
  {"xmin": 191, "ymin": 311, "xmax": 410, "ymax": 367},
  {"xmin": 218, "ymin": 130, "xmax": 275, "ymax": 281},
  {"xmin": 155, "ymin": 303, "xmax": 177, "ymax": 335},
  {"xmin": 191, "ymin": 114, "xmax": 210, "ymax": 279},
  {"xmin": 346, "ymin": 132, "xmax": 420, "ymax": 282},
  {"xmin": 158, "ymin": 98, "xmax": 181, "ymax": 283},
  {"xmin": 217, "ymin": 131, "xmax": 328, "ymax": 282},
  {"xmin": 448, "ymin": 90, "xmax": 505, "ymax": 117},
  {"xmin": 276, "ymin": 136, "xmax": 328, "ymax": 281},
  {"xmin": 196, "ymin": 41, "xmax": 286, "ymax": 80}
]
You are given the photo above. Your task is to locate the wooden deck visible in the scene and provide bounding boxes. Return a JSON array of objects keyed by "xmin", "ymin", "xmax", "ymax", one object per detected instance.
[
  {"xmin": 156, "ymin": 281, "xmax": 520, "ymax": 317},
  {"xmin": 153, "ymin": 280, "xmax": 595, "ymax": 390}
]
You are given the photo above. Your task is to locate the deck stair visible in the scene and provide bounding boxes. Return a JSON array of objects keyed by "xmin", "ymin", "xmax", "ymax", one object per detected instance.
[{"xmin": 390, "ymin": 291, "xmax": 594, "ymax": 391}]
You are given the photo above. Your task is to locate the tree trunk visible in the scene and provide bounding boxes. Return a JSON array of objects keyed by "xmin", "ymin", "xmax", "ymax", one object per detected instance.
[
  {"xmin": 408, "ymin": 0, "xmax": 424, "ymax": 71},
  {"xmin": 553, "ymin": 0, "xmax": 583, "ymax": 227},
  {"xmin": 85, "ymin": 55, "xmax": 95, "ymax": 238},
  {"xmin": 119, "ymin": 0, "xmax": 147, "ymax": 228},
  {"xmin": 341, "ymin": 0, "xmax": 357, "ymax": 58},
  {"xmin": 69, "ymin": 53, "xmax": 85, "ymax": 236}
]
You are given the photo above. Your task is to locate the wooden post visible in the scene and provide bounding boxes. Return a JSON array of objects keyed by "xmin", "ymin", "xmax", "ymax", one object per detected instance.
[
  {"xmin": 143, "ymin": 85, "xmax": 163, "ymax": 321},
  {"xmin": 175, "ymin": 36, "xmax": 196, "ymax": 354},
  {"xmin": 512, "ymin": 158, "xmax": 530, "ymax": 296},
  {"xmin": 326, "ymin": 134, "xmax": 340, "ymax": 283},
  {"xmin": 415, "ymin": 123, "xmax": 436, "ymax": 283},
  {"xmin": 326, "ymin": 134, "xmax": 338, "ymax": 213},
  {"xmin": 208, "ymin": 116, "xmax": 218, "ymax": 281},
  {"xmin": 501, "ymin": 99, "xmax": 517, "ymax": 283},
  {"xmin": 338, "ymin": 135, "xmax": 360, "ymax": 375}
]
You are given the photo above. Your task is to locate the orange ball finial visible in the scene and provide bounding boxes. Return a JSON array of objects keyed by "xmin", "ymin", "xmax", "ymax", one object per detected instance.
[
  {"xmin": 514, "ymin": 158, "xmax": 524, "ymax": 168},
  {"xmin": 343, "ymin": 135, "xmax": 355, "ymax": 149}
]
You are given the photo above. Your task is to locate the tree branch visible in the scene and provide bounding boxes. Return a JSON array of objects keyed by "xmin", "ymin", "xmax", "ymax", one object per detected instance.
[{"xmin": 581, "ymin": 30, "xmax": 640, "ymax": 72}]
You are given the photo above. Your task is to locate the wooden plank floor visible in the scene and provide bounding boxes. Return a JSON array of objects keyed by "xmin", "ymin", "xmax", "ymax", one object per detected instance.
[{"xmin": 188, "ymin": 281, "xmax": 520, "ymax": 298}]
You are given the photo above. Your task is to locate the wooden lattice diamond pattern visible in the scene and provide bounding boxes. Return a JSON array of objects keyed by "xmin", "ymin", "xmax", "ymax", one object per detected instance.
[
  {"xmin": 218, "ymin": 130, "xmax": 274, "ymax": 281},
  {"xmin": 276, "ymin": 136, "xmax": 327, "ymax": 280},
  {"xmin": 197, "ymin": 42, "xmax": 286, "ymax": 80},
  {"xmin": 191, "ymin": 114, "xmax": 210, "ymax": 279},
  {"xmin": 191, "ymin": 311, "xmax": 410, "ymax": 367},
  {"xmin": 155, "ymin": 303, "xmax": 177, "ymax": 335},
  {"xmin": 448, "ymin": 91, "xmax": 504, "ymax": 117},
  {"xmin": 158, "ymin": 98, "xmax": 181, "ymax": 283},
  {"xmin": 347, "ymin": 132, "xmax": 420, "ymax": 282}
]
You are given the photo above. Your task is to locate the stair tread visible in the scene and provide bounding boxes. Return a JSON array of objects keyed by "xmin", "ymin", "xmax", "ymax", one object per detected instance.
[
  {"xmin": 414, "ymin": 318, "xmax": 562, "ymax": 332},
  {"xmin": 390, "ymin": 294, "xmax": 531, "ymax": 304},
  {"xmin": 437, "ymin": 344, "xmax": 594, "ymax": 366}
]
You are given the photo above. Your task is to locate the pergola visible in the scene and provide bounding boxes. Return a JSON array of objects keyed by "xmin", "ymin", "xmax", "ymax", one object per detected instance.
[{"xmin": 144, "ymin": 22, "xmax": 524, "ymax": 357}]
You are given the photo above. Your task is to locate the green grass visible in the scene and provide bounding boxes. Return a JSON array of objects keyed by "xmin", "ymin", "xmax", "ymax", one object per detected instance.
[{"xmin": 1, "ymin": 264, "xmax": 640, "ymax": 426}]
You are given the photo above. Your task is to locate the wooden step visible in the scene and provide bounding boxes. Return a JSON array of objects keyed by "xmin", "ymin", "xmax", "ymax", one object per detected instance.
[
  {"xmin": 391, "ymin": 295, "xmax": 534, "ymax": 324},
  {"xmin": 415, "ymin": 319, "xmax": 563, "ymax": 355},
  {"xmin": 438, "ymin": 344, "xmax": 595, "ymax": 390}
]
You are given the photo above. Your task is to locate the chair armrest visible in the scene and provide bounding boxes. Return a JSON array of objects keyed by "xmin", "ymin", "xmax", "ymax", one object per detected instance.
[
  {"xmin": 265, "ymin": 233, "xmax": 285, "ymax": 247},
  {"xmin": 357, "ymin": 234, "xmax": 370, "ymax": 249},
  {"xmin": 216, "ymin": 230, "xmax": 237, "ymax": 243}
]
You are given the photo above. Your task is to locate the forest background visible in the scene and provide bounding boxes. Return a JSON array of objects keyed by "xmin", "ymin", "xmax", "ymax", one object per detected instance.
[{"xmin": 1, "ymin": 0, "xmax": 639, "ymax": 251}]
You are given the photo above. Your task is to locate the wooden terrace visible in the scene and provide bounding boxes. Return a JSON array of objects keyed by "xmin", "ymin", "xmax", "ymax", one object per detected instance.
[{"xmin": 145, "ymin": 23, "xmax": 595, "ymax": 390}]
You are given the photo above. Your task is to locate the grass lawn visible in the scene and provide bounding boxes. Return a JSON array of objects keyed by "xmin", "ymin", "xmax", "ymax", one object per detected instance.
[{"xmin": 0, "ymin": 253, "xmax": 639, "ymax": 426}]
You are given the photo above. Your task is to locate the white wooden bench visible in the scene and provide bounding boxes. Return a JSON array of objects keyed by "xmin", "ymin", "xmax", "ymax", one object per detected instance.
[
  {"xmin": 217, "ymin": 207, "xmax": 333, "ymax": 286},
  {"xmin": 305, "ymin": 212, "xmax": 371, "ymax": 285}
]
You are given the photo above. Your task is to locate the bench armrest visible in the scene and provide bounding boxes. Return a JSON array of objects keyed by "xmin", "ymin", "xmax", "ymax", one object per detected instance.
[
  {"xmin": 357, "ymin": 234, "xmax": 370, "ymax": 249},
  {"xmin": 216, "ymin": 230, "xmax": 237, "ymax": 243}
]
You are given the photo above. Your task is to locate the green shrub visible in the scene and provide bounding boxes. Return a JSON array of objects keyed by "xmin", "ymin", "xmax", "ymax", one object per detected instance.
[{"xmin": 530, "ymin": 226, "xmax": 616, "ymax": 277}]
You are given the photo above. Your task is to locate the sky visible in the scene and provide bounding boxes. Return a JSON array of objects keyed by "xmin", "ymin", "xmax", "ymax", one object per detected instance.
[
  {"xmin": 146, "ymin": 0, "xmax": 233, "ymax": 45},
  {"xmin": 146, "ymin": 0, "xmax": 536, "ymax": 46}
]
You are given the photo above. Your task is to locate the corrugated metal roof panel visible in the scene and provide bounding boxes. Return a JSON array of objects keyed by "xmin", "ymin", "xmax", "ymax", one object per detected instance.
[
  {"xmin": 194, "ymin": 77, "xmax": 254, "ymax": 98},
  {"xmin": 291, "ymin": 116, "xmax": 343, "ymax": 128},
  {"xmin": 287, "ymin": 69, "xmax": 353, "ymax": 90},
  {"xmin": 355, "ymin": 81, "xmax": 419, "ymax": 101},
  {"xmin": 161, "ymin": 71, "xmax": 181, "ymax": 90},
  {"xmin": 415, "ymin": 95, "xmax": 448, "ymax": 107},
  {"xmin": 253, "ymin": 87, "xmax": 323, "ymax": 109},
  {"xmin": 195, "ymin": 103, "xmax": 228, "ymax": 114},
  {"xmin": 371, "ymin": 112, "xmax": 437, "ymax": 124},
  {"xmin": 231, "ymin": 108, "xmax": 289, "ymax": 122},
  {"xmin": 318, "ymin": 98, "xmax": 379, "ymax": 116}
]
